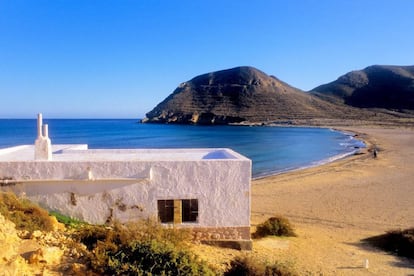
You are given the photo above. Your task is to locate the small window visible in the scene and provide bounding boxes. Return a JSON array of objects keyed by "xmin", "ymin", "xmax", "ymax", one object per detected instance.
[
  {"xmin": 157, "ymin": 199, "xmax": 174, "ymax": 223},
  {"xmin": 157, "ymin": 199, "xmax": 198, "ymax": 224},
  {"xmin": 182, "ymin": 199, "xmax": 198, "ymax": 222}
]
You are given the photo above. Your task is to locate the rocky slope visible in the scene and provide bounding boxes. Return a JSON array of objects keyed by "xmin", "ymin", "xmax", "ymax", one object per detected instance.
[
  {"xmin": 143, "ymin": 66, "xmax": 357, "ymax": 124},
  {"xmin": 143, "ymin": 65, "xmax": 414, "ymax": 125},
  {"xmin": 311, "ymin": 65, "xmax": 414, "ymax": 111}
]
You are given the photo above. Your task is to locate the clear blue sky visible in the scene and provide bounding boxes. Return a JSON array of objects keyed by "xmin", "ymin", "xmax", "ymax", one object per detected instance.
[{"xmin": 1, "ymin": 0, "xmax": 413, "ymax": 118}]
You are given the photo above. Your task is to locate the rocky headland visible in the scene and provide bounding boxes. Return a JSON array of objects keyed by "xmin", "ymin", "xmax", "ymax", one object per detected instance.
[{"xmin": 143, "ymin": 65, "xmax": 414, "ymax": 125}]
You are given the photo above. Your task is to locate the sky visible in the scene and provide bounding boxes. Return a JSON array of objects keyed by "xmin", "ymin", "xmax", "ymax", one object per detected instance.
[{"xmin": 0, "ymin": 0, "xmax": 413, "ymax": 119}]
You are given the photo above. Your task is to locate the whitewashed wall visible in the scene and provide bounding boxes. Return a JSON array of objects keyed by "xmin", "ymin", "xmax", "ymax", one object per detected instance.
[{"xmin": 0, "ymin": 159, "xmax": 251, "ymax": 228}]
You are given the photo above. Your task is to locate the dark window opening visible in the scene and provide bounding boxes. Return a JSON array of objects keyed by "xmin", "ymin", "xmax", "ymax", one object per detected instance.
[
  {"xmin": 157, "ymin": 199, "xmax": 174, "ymax": 223},
  {"xmin": 182, "ymin": 199, "xmax": 198, "ymax": 222}
]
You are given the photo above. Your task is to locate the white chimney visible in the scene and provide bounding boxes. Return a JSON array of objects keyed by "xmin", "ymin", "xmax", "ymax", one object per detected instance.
[{"xmin": 34, "ymin": 113, "xmax": 52, "ymax": 160}]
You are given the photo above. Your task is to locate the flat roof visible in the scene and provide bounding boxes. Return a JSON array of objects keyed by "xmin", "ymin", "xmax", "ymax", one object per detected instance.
[{"xmin": 0, "ymin": 144, "xmax": 250, "ymax": 162}]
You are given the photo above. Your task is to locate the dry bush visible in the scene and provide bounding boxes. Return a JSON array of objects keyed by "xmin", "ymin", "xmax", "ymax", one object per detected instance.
[
  {"xmin": 73, "ymin": 218, "xmax": 191, "ymax": 249},
  {"xmin": 0, "ymin": 192, "xmax": 54, "ymax": 232},
  {"xmin": 224, "ymin": 255, "xmax": 297, "ymax": 276},
  {"xmin": 120, "ymin": 218, "xmax": 192, "ymax": 246},
  {"xmin": 253, "ymin": 216, "xmax": 296, "ymax": 238}
]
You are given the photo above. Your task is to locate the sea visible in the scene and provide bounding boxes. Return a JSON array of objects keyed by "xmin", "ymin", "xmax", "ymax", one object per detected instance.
[{"xmin": 0, "ymin": 119, "xmax": 365, "ymax": 179}]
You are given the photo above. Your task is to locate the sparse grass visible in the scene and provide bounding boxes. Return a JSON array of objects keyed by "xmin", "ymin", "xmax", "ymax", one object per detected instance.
[
  {"xmin": 49, "ymin": 211, "xmax": 86, "ymax": 228},
  {"xmin": 363, "ymin": 228, "xmax": 414, "ymax": 259},
  {"xmin": 0, "ymin": 192, "xmax": 55, "ymax": 232},
  {"xmin": 253, "ymin": 216, "xmax": 296, "ymax": 238},
  {"xmin": 224, "ymin": 255, "xmax": 297, "ymax": 276}
]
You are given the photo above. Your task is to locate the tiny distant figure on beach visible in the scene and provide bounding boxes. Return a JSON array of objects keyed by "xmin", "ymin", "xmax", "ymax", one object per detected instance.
[{"xmin": 373, "ymin": 147, "xmax": 378, "ymax": 158}]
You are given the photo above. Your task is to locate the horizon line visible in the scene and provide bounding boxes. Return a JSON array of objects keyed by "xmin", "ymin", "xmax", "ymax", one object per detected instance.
[{"xmin": 0, "ymin": 117, "xmax": 143, "ymax": 120}]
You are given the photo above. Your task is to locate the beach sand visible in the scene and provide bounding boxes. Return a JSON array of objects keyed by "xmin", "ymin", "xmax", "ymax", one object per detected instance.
[
  {"xmin": 196, "ymin": 127, "xmax": 414, "ymax": 275},
  {"xmin": 251, "ymin": 127, "xmax": 414, "ymax": 275}
]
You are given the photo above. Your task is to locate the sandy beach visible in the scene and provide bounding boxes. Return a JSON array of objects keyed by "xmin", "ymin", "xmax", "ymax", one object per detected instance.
[
  {"xmin": 195, "ymin": 126, "xmax": 414, "ymax": 275},
  {"xmin": 250, "ymin": 126, "xmax": 414, "ymax": 275}
]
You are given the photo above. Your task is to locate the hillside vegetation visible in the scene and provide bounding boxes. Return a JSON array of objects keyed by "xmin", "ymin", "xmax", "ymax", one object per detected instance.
[{"xmin": 0, "ymin": 192, "xmax": 297, "ymax": 275}]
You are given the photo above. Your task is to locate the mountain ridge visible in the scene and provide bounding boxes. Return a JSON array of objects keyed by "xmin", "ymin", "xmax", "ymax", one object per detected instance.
[
  {"xmin": 143, "ymin": 65, "xmax": 414, "ymax": 125},
  {"xmin": 310, "ymin": 65, "xmax": 414, "ymax": 111}
]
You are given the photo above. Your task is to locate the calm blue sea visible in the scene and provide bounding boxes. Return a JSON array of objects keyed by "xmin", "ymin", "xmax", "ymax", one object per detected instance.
[{"xmin": 0, "ymin": 119, "xmax": 364, "ymax": 178}]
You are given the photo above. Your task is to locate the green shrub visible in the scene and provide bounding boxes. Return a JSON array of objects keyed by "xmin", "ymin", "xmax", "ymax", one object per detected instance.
[
  {"xmin": 253, "ymin": 216, "xmax": 296, "ymax": 238},
  {"xmin": 363, "ymin": 228, "xmax": 414, "ymax": 259},
  {"xmin": 224, "ymin": 255, "xmax": 297, "ymax": 276},
  {"xmin": 0, "ymin": 192, "xmax": 54, "ymax": 232},
  {"xmin": 105, "ymin": 239, "xmax": 215, "ymax": 275},
  {"xmin": 73, "ymin": 219, "xmax": 215, "ymax": 275}
]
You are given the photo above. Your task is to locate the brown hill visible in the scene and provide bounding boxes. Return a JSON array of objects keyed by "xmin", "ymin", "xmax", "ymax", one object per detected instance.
[
  {"xmin": 310, "ymin": 65, "xmax": 414, "ymax": 111},
  {"xmin": 143, "ymin": 66, "xmax": 357, "ymax": 124}
]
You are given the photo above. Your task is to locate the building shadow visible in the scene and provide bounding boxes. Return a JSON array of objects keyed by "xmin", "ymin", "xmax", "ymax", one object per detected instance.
[{"xmin": 343, "ymin": 238, "xmax": 414, "ymax": 271}]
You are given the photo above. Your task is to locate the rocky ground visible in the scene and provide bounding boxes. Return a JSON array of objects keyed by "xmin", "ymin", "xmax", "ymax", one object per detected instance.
[{"xmin": 0, "ymin": 214, "xmax": 90, "ymax": 275}]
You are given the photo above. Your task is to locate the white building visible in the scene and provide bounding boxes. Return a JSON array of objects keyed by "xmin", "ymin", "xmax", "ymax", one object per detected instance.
[{"xmin": 0, "ymin": 115, "xmax": 252, "ymax": 248}]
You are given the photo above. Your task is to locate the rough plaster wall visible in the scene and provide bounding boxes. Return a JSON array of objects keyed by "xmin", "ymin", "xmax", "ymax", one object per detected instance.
[
  {"xmin": 0, "ymin": 159, "xmax": 251, "ymax": 227},
  {"xmin": 29, "ymin": 182, "xmax": 154, "ymax": 224}
]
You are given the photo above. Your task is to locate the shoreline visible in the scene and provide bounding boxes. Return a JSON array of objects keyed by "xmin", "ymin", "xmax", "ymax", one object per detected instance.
[
  {"xmin": 252, "ymin": 127, "xmax": 368, "ymax": 180},
  {"xmin": 252, "ymin": 147, "xmax": 364, "ymax": 180},
  {"xmin": 249, "ymin": 126, "xmax": 414, "ymax": 274}
]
